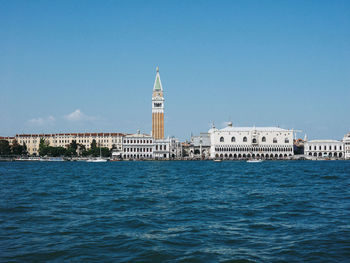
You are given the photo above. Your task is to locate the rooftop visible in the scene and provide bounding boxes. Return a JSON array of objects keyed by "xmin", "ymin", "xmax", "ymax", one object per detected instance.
[
  {"xmin": 217, "ymin": 126, "xmax": 290, "ymax": 132},
  {"xmin": 307, "ymin": 140, "xmax": 341, "ymax": 143}
]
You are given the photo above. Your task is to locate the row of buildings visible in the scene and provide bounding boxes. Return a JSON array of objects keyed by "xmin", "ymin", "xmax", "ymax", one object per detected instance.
[
  {"xmin": 1, "ymin": 67, "xmax": 349, "ymax": 160},
  {"xmin": 185, "ymin": 125, "xmax": 350, "ymax": 160}
]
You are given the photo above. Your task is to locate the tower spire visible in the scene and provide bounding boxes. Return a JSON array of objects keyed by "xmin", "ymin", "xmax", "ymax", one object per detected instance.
[{"xmin": 153, "ymin": 66, "xmax": 163, "ymax": 92}]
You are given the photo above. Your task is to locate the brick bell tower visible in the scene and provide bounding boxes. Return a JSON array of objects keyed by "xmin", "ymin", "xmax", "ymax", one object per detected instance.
[{"xmin": 152, "ymin": 66, "xmax": 164, "ymax": 140}]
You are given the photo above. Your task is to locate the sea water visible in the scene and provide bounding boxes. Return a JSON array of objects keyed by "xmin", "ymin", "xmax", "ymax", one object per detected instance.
[{"xmin": 1, "ymin": 161, "xmax": 350, "ymax": 262}]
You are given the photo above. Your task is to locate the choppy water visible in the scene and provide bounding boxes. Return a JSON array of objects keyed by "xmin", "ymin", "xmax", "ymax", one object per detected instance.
[{"xmin": 0, "ymin": 161, "xmax": 350, "ymax": 262}]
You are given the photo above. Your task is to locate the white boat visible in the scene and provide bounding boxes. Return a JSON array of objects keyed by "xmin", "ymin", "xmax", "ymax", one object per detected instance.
[
  {"xmin": 247, "ymin": 159, "xmax": 263, "ymax": 163},
  {"xmin": 48, "ymin": 157, "xmax": 64, "ymax": 162},
  {"xmin": 86, "ymin": 158, "xmax": 107, "ymax": 163},
  {"xmin": 39, "ymin": 157, "xmax": 64, "ymax": 162},
  {"xmin": 86, "ymin": 145, "xmax": 108, "ymax": 162},
  {"xmin": 213, "ymin": 159, "xmax": 222, "ymax": 162}
]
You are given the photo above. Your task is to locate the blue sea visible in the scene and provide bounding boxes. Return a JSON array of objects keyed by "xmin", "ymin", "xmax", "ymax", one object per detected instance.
[{"xmin": 1, "ymin": 161, "xmax": 350, "ymax": 262}]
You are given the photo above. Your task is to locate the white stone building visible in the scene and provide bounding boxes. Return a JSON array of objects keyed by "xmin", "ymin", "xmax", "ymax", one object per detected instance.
[
  {"xmin": 169, "ymin": 137, "xmax": 182, "ymax": 159},
  {"xmin": 189, "ymin": 133, "xmax": 211, "ymax": 159},
  {"xmin": 121, "ymin": 132, "xmax": 179, "ymax": 160},
  {"xmin": 122, "ymin": 132, "xmax": 154, "ymax": 160},
  {"xmin": 304, "ymin": 140, "xmax": 344, "ymax": 159},
  {"xmin": 209, "ymin": 122, "xmax": 294, "ymax": 159},
  {"xmin": 343, "ymin": 132, "xmax": 350, "ymax": 160},
  {"xmin": 153, "ymin": 138, "xmax": 171, "ymax": 159}
]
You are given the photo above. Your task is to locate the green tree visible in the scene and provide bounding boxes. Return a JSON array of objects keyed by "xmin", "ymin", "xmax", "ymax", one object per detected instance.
[
  {"xmin": 0, "ymin": 140, "xmax": 11, "ymax": 156},
  {"xmin": 69, "ymin": 140, "xmax": 78, "ymax": 151},
  {"xmin": 65, "ymin": 140, "xmax": 78, "ymax": 156},
  {"xmin": 39, "ymin": 138, "xmax": 49, "ymax": 156},
  {"xmin": 22, "ymin": 142, "xmax": 27, "ymax": 155},
  {"xmin": 11, "ymin": 139, "xmax": 25, "ymax": 155},
  {"xmin": 91, "ymin": 139, "xmax": 97, "ymax": 149}
]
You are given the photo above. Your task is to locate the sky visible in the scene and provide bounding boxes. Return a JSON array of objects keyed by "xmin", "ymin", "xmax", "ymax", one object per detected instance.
[{"xmin": 1, "ymin": 0, "xmax": 349, "ymax": 140}]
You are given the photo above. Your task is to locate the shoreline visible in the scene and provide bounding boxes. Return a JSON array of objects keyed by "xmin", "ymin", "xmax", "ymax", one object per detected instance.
[{"xmin": 0, "ymin": 157, "xmax": 348, "ymax": 162}]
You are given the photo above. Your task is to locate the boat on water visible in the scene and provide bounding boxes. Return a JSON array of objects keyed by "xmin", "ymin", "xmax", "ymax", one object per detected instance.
[
  {"xmin": 40, "ymin": 157, "xmax": 64, "ymax": 162},
  {"xmin": 86, "ymin": 158, "xmax": 107, "ymax": 163},
  {"xmin": 213, "ymin": 159, "xmax": 222, "ymax": 162},
  {"xmin": 16, "ymin": 157, "xmax": 41, "ymax": 161},
  {"xmin": 86, "ymin": 145, "xmax": 108, "ymax": 162},
  {"xmin": 247, "ymin": 159, "xmax": 263, "ymax": 163}
]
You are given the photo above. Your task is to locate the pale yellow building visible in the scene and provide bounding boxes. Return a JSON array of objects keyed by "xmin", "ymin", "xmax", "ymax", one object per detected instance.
[{"xmin": 14, "ymin": 132, "xmax": 125, "ymax": 155}]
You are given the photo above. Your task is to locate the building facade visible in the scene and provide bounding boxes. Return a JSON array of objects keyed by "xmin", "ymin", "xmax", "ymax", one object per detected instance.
[
  {"xmin": 343, "ymin": 132, "xmax": 350, "ymax": 159},
  {"xmin": 169, "ymin": 137, "xmax": 182, "ymax": 159},
  {"xmin": 122, "ymin": 132, "xmax": 154, "ymax": 160},
  {"xmin": 152, "ymin": 67, "xmax": 164, "ymax": 140},
  {"xmin": 187, "ymin": 133, "xmax": 211, "ymax": 159},
  {"xmin": 14, "ymin": 133, "xmax": 124, "ymax": 156},
  {"xmin": 304, "ymin": 140, "xmax": 344, "ymax": 159},
  {"xmin": 209, "ymin": 122, "xmax": 294, "ymax": 159},
  {"xmin": 121, "ymin": 131, "xmax": 176, "ymax": 160}
]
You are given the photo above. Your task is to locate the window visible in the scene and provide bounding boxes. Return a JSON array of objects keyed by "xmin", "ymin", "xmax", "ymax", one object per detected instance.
[
  {"xmin": 252, "ymin": 138, "xmax": 257, "ymax": 143},
  {"xmin": 285, "ymin": 138, "xmax": 289, "ymax": 143},
  {"xmin": 220, "ymin": 137, "xmax": 224, "ymax": 142},
  {"xmin": 231, "ymin": 137, "xmax": 235, "ymax": 142},
  {"xmin": 262, "ymin": 137, "xmax": 266, "ymax": 142},
  {"xmin": 243, "ymin": 137, "xmax": 247, "ymax": 142},
  {"xmin": 273, "ymin": 138, "xmax": 277, "ymax": 144}
]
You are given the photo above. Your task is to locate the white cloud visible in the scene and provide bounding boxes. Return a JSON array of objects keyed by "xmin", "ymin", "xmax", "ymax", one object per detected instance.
[
  {"xmin": 64, "ymin": 109, "xmax": 97, "ymax": 122},
  {"xmin": 28, "ymin": 115, "xmax": 55, "ymax": 126}
]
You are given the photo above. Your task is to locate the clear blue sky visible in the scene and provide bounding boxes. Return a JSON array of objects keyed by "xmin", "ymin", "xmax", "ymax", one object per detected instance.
[{"xmin": 1, "ymin": 0, "xmax": 349, "ymax": 140}]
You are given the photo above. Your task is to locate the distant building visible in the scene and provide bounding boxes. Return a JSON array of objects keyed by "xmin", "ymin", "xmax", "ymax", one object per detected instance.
[
  {"xmin": 153, "ymin": 138, "xmax": 171, "ymax": 159},
  {"xmin": 169, "ymin": 137, "xmax": 182, "ymax": 159},
  {"xmin": 121, "ymin": 131, "xmax": 179, "ymax": 160},
  {"xmin": 304, "ymin": 140, "xmax": 344, "ymax": 159},
  {"xmin": 181, "ymin": 141, "xmax": 192, "ymax": 158},
  {"xmin": 13, "ymin": 133, "xmax": 125, "ymax": 156},
  {"xmin": 343, "ymin": 132, "xmax": 350, "ymax": 160},
  {"xmin": 190, "ymin": 133, "xmax": 211, "ymax": 159},
  {"xmin": 293, "ymin": 138, "xmax": 305, "ymax": 155},
  {"xmin": 0, "ymin": 137, "xmax": 15, "ymax": 145},
  {"xmin": 122, "ymin": 132, "xmax": 154, "ymax": 160},
  {"xmin": 209, "ymin": 122, "xmax": 294, "ymax": 159}
]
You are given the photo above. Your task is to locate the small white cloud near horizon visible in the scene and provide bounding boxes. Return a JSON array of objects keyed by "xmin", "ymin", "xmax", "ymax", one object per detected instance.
[
  {"xmin": 28, "ymin": 115, "xmax": 55, "ymax": 126},
  {"xmin": 64, "ymin": 109, "xmax": 97, "ymax": 122}
]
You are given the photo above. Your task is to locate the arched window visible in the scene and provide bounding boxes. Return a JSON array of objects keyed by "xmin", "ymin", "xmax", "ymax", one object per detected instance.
[
  {"xmin": 285, "ymin": 138, "xmax": 289, "ymax": 143},
  {"xmin": 262, "ymin": 137, "xmax": 266, "ymax": 142},
  {"xmin": 220, "ymin": 137, "xmax": 224, "ymax": 142},
  {"xmin": 243, "ymin": 137, "xmax": 247, "ymax": 142},
  {"xmin": 273, "ymin": 138, "xmax": 277, "ymax": 143},
  {"xmin": 252, "ymin": 138, "xmax": 257, "ymax": 143},
  {"xmin": 231, "ymin": 136, "xmax": 235, "ymax": 142}
]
